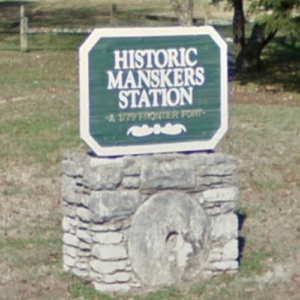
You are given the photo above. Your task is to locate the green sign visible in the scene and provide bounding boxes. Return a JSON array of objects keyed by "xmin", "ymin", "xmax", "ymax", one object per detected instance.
[{"xmin": 80, "ymin": 27, "xmax": 228, "ymax": 156}]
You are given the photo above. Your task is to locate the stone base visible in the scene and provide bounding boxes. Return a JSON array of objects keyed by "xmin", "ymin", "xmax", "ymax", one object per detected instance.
[{"xmin": 61, "ymin": 152, "xmax": 239, "ymax": 295}]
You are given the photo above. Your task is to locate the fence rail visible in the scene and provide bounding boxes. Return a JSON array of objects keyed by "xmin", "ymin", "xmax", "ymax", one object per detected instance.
[
  {"xmin": 18, "ymin": 4, "xmax": 231, "ymax": 52},
  {"xmin": 19, "ymin": 4, "xmax": 117, "ymax": 52},
  {"xmin": 26, "ymin": 28, "xmax": 93, "ymax": 34}
]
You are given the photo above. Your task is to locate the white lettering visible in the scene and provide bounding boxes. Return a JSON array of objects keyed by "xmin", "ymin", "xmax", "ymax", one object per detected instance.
[
  {"xmin": 113, "ymin": 47, "xmax": 199, "ymax": 70},
  {"xmin": 119, "ymin": 90, "xmax": 128, "ymax": 109},
  {"xmin": 185, "ymin": 48, "xmax": 198, "ymax": 67},
  {"xmin": 109, "ymin": 47, "xmax": 206, "ymax": 111},
  {"xmin": 107, "ymin": 71, "xmax": 123, "ymax": 89},
  {"xmin": 118, "ymin": 87, "xmax": 193, "ymax": 109},
  {"xmin": 195, "ymin": 67, "xmax": 205, "ymax": 86},
  {"xmin": 114, "ymin": 50, "xmax": 128, "ymax": 70},
  {"xmin": 123, "ymin": 71, "xmax": 137, "ymax": 89}
]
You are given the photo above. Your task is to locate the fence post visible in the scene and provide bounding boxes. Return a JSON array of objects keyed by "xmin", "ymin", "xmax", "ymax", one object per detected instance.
[
  {"xmin": 110, "ymin": 4, "xmax": 117, "ymax": 26},
  {"xmin": 20, "ymin": 5, "xmax": 28, "ymax": 52}
]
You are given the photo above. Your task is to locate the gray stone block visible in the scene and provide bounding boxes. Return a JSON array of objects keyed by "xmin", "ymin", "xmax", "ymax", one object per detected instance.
[
  {"xmin": 63, "ymin": 254, "xmax": 76, "ymax": 268},
  {"xmin": 187, "ymin": 153, "xmax": 236, "ymax": 167},
  {"xmin": 62, "ymin": 176, "xmax": 81, "ymax": 205},
  {"xmin": 91, "ymin": 224, "xmax": 112, "ymax": 232},
  {"xmin": 79, "ymin": 241, "xmax": 92, "ymax": 251},
  {"xmin": 62, "ymin": 160, "xmax": 80, "ymax": 177},
  {"xmin": 91, "ymin": 259, "xmax": 127, "ymax": 274},
  {"xmin": 130, "ymin": 281, "xmax": 142, "ymax": 288},
  {"xmin": 92, "ymin": 244, "xmax": 128, "ymax": 261},
  {"xmin": 62, "ymin": 152, "xmax": 87, "ymax": 176},
  {"xmin": 203, "ymin": 207, "xmax": 221, "ymax": 216},
  {"xmin": 93, "ymin": 282, "xmax": 130, "ymax": 294},
  {"xmin": 77, "ymin": 229, "xmax": 92, "ymax": 244},
  {"xmin": 204, "ymin": 164, "xmax": 237, "ymax": 176},
  {"xmin": 207, "ymin": 246, "xmax": 223, "ymax": 262},
  {"xmin": 63, "ymin": 233, "xmax": 79, "ymax": 248},
  {"xmin": 122, "ymin": 176, "xmax": 140, "ymax": 189},
  {"xmin": 78, "ymin": 250, "xmax": 92, "ymax": 258},
  {"xmin": 80, "ymin": 194, "xmax": 90, "ymax": 208},
  {"xmin": 141, "ymin": 160, "xmax": 196, "ymax": 190},
  {"xmin": 76, "ymin": 260, "xmax": 88, "ymax": 270},
  {"xmin": 212, "ymin": 261, "xmax": 238, "ymax": 271},
  {"xmin": 90, "ymin": 191, "xmax": 140, "ymax": 223},
  {"xmin": 208, "ymin": 252, "xmax": 222, "ymax": 262},
  {"xmin": 83, "ymin": 164, "xmax": 123, "ymax": 190},
  {"xmin": 220, "ymin": 202, "xmax": 237, "ymax": 214},
  {"xmin": 73, "ymin": 267, "xmax": 88, "ymax": 278},
  {"xmin": 77, "ymin": 207, "xmax": 91, "ymax": 223},
  {"xmin": 78, "ymin": 221, "xmax": 89, "ymax": 229},
  {"xmin": 211, "ymin": 214, "xmax": 238, "ymax": 240},
  {"xmin": 62, "ymin": 216, "xmax": 73, "ymax": 232},
  {"xmin": 63, "ymin": 245, "xmax": 78, "ymax": 258},
  {"xmin": 122, "ymin": 157, "xmax": 141, "ymax": 176},
  {"xmin": 222, "ymin": 239, "xmax": 239, "ymax": 261},
  {"xmin": 99, "ymin": 272, "xmax": 131, "ymax": 284},
  {"xmin": 93, "ymin": 232, "xmax": 123, "ymax": 245},
  {"xmin": 91, "ymin": 220, "xmax": 131, "ymax": 232},
  {"xmin": 203, "ymin": 188, "xmax": 239, "ymax": 203},
  {"xmin": 201, "ymin": 176, "xmax": 223, "ymax": 187},
  {"xmin": 125, "ymin": 265, "xmax": 132, "ymax": 272}
]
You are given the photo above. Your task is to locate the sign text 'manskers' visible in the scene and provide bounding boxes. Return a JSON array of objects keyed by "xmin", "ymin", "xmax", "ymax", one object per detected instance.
[{"xmin": 107, "ymin": 47, "xmax": 205, "ymax": 109}]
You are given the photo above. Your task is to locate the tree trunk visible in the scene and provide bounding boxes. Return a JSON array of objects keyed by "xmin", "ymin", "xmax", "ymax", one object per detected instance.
[
  {"xmin": 170, "ymin": 0, "xmax": 194, "ymax": 26},
  {"xmin": 232, "ymin": 0, "xmax": 245, "ymax": 54},
  {"xmin": 236, "ymin": 23, "xmax": 277, "ymax": 71}
]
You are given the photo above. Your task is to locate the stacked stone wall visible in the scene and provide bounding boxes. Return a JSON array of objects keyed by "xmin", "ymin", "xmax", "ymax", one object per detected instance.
[{"xmin": 62, "ymin": 152, "xmax": 239, "ymax": 295}]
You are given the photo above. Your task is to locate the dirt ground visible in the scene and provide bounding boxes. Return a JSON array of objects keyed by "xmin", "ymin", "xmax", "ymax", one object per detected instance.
[{"xmin": 231, "ymin": 83, "xmax": 300, "ymax": 107}]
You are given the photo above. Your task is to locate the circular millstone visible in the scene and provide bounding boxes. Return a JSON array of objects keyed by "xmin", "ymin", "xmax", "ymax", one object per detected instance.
[{"xmin": 128, "ymin": 191, "xmax": 210, "ymax": 287}]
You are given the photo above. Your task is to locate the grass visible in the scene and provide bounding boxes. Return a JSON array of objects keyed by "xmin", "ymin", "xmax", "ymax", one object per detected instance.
[
  {"xmin": 0, "ymin": 51, "xmax": 83, "ymax": 166},
  {"xmin": 1, "ymin": 0, "xmax": 300, "ymax": 299},
  {"xmin": 1, "ymin": 54, "xmax": 300, "ymax": 299},
  {"xmin": 68, "ymin": 278, "xmax": 114, "ymax": 300},
  {"xmin": 234, "ymin": 37, "xmax": 300, "ymax": 95}
]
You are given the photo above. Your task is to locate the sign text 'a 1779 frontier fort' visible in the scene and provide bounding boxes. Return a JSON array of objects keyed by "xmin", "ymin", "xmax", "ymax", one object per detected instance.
[{"xmin": 79, "ymin": 26, "xmax": 228, "ymax": 157}]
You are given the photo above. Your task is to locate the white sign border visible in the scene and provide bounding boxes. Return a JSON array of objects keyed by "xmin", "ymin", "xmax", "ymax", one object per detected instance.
[{"xmin": 79, "ymin": 26, "xmax": 228, "ymax": 157}]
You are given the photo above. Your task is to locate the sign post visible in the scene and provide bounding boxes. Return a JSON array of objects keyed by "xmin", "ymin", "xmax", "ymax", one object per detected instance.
[{"xmin": 79, "ymin": 26, "xmax": 228, "ymax": 156}]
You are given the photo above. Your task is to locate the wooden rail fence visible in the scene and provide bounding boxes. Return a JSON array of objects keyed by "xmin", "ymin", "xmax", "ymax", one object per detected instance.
[
  {"xmin": 20, "ymin": 4, "xmax": 117, "ymax": 52},
  {"xmin": 19, "ymin": 4, "xmax": 231, "ymax": 52}
]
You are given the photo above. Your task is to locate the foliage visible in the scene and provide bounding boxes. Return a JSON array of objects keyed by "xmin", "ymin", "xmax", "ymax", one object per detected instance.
[
  {"xmin": 211, "ymin": 0, "xmax": 300, "ymax": 70},
  {"xmin": 248, "ymin": 0, "xmax": 300, "ymax": 35}
]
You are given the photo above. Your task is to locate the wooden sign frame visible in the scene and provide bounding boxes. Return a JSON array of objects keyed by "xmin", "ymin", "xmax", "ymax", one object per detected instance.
[{"xmin": 79, "ymin": 26, "xmax": 228, "ymax": 157}]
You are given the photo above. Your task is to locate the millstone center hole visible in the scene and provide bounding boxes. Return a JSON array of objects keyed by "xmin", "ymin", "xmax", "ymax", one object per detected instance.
[{"xmin": 165, "ymin": 231, "xmax": 179, "ymax": 249}]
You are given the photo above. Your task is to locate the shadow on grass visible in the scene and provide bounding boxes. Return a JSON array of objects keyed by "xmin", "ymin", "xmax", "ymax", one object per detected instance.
[
  {"xmin": 0, "ymin": 1, "xmax": 35, "ymax": 30},
  {"xmin": 232, "ymin": 37, "xmax": 300, "ymax": 94},
  {"xmin": 237, "ymin": 211, "xmax": 247, "ymax": 265},
  {"xmin": 0, "ymin": 1, "xmax": 35, "ymax": 8},
  {"xmin": 28, "ymin": 6, "xmax": 111, "ymax": 27}
]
